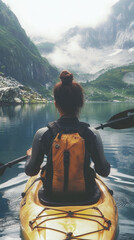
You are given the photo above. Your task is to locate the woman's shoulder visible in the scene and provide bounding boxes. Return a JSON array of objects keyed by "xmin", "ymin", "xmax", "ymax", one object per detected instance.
[
  {"xmin": 35, "ymin": 126, "xmax": 49, "ymax": 136},
  {"xmin": 33, "ymin": 126, "xmax": 51, "ymax": 143}
]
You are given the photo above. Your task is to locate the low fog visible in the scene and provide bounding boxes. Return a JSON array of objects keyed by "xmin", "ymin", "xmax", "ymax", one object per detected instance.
[{"xmin": 40, "ymin": 34, "xmax": 134, "ymax": 81}]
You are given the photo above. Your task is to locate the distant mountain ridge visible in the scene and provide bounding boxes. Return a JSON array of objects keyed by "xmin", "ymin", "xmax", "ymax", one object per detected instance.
[
  {"xmin": 36, "ymin": 0, "xmax": 134, "ymax": 78},
  {"xmin": 56, "ymin": 0, "xmax": 134, "ymax": 49},
  {"xmin": 82, "ymin": 64, "xmax": 134, "ymax": 102},
  {"xmin": 75, "ymin": 0, "xmax": 134, "ymax": 49},
  {"xmin": 0, "ymin": 0, "xmax": 59, "ymax": 92}
]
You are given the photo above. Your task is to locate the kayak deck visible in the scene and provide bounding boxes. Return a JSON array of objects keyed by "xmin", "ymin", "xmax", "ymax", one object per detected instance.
[
  {"xmin": 29, "ymin": 206, "xmax": 111, "ymax": 238},
  {"xmin": 20, "ymin": 175, "xmax": 118, "ymax": 240}
]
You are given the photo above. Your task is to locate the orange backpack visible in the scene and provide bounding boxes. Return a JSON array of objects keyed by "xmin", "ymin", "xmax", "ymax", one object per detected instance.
[{"xmin": 42, "ymin": 121, "xmax": 91, "ymax": 195}]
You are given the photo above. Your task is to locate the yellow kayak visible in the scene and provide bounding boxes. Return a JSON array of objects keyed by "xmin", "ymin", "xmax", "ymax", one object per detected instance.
[{"xmin": 20, "ymin": 174, "xmax": 118, "ymax": 240}]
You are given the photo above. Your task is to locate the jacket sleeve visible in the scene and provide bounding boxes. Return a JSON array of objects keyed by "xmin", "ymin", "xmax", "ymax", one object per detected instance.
[
  {"xmin": 25, "ymin": 127, "xmax": 48, "ymax": 176},
  {"xmin": 86, "ymin": 127, "xmax": 110, "ymax": 177}
]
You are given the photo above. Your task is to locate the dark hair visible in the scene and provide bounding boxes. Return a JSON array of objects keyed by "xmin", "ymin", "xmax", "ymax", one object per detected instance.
[{"xmin": 53, "ymin": 70, "xmax": 84, "ymax": 116}]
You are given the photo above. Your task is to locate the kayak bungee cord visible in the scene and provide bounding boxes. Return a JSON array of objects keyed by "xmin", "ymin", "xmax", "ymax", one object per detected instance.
[
  {"xmin": 21, "ymin": 177, "xmax": 42, "ymax": 198},
  {"xmin": 29, "ymin": 207, "xmax": 111, "ymax": 240}
]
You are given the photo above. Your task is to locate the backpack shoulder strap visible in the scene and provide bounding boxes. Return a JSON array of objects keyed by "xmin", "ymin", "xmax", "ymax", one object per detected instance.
[
  {"xmin": 79, "ymin": 121, "xmax": 90, "ymax": 128},
  {"xmin": 47, "ymin": 120, "xmax": 90, "ymax": 138},
  {"xmin": 47, "ymin": 121, "xmax": 60, "ymax": 138},
  {"xmin": 78, "ymin": 121, "xmax": 90, "ymax": 138}
]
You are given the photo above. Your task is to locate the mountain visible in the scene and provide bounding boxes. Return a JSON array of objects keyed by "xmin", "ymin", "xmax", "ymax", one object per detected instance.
[
  {"xmin": 36, "ymin": 0, "xmax": 134, "ymax": 79},
  {"xmin": 82, "ymin": 64, "xmax": 134, "ymax": 102},
  {"xmin": 57, "ymin": 0, "xmax": 134, "ymax": 49},
  {"xmin": 74, "ymin": 0, "xmax": 134, "ymax": 49},
  {"xmin": 0, "ymin": 0, "xmax": 59, "ymax": 93}
]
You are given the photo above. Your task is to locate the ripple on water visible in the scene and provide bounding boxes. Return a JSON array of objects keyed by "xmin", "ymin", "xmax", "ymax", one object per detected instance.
[
  {"xmin": 108, "ymin": 169, "xmax": 134, "ymax": 208},
  {"xmin": 118, "ymin": 234, "xmax": 134, "ymax": 240}
]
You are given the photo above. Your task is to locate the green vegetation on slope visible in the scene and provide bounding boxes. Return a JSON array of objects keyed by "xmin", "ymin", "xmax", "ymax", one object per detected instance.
[
  {"xmin": 82, "ymin": 65, "xmax": 134, "ymax": 102},
  {"xmin": 0, "ymin": 0, "xmax": 59, "ymax": 92},
  {"xmin": 37, "ymin": 42, "xmax": 55, "ymax": 54}
]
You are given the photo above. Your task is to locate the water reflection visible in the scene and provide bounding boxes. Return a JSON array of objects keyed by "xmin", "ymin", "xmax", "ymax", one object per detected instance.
[{"xmin": 0, "ymin": 103, "xmax": 58, "ymax": 164}]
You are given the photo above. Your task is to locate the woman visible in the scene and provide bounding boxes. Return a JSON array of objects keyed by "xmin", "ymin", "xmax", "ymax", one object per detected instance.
[{"xmin": 25, "ymin": 70, "xmax": 110, "ymax": 202}]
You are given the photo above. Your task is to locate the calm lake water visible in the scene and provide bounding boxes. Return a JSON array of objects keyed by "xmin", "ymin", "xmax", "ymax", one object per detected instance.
[{"xmin": 0, "ymin": 102, "xmax": 134, "ymax": 240}]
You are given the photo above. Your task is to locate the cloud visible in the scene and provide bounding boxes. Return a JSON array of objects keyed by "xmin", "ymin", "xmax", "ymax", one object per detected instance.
[
  {"xmin": 45, "ymin": 35, "xmax": 134, "ymax": 77},
  {"xmin": 3, "ymin": 0, "xmax": 119, "ymax": 40}
]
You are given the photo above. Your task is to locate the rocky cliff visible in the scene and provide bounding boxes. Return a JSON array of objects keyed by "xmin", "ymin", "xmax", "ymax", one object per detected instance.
[{"xmin": 0, "ymin": 75, "xmax": 47, "ymax": 105}]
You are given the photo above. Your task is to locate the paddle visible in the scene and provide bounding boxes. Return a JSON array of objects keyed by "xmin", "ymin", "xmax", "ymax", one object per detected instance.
[
  {"xmin": 0, "ymin": 155, "xmax": 27, "ymax": 176},
  {"xmin": 0, "ymin": 108, "xmax": 134, "ymax": 177},
  {"xmin": 96, "ymin": 108, "xmax": 134, "ymax": 130}
]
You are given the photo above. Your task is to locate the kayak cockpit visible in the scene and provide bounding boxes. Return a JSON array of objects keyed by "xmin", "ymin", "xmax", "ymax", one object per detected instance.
[{"xmin": 38, "ymin": 185, "xmax": 101, "ymax": 206}]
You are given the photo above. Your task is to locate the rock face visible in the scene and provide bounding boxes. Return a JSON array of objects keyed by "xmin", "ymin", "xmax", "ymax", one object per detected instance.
[
  {"xmin": 0, "ymin": 87, "xmax": 22, "ymax": 104},
  {"xmin": 0, "ymin": 76, "xmax": 47, "ymax": 105}
]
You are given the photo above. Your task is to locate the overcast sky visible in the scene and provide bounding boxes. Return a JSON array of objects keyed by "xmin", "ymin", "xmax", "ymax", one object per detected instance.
[{"xmin": 3, "ymin": 0, "xmax": 119, "ymax": 41}]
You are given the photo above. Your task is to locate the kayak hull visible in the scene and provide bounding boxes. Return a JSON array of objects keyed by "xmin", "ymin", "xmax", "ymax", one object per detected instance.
[{"xmin": 20, "ymin": 175, "xmax": 118, "ymax": 240}]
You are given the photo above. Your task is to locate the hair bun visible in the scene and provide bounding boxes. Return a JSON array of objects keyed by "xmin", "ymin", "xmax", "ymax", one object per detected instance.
[{"xmin": 60, "ymin": 70, "xmax": 73, "ymax": 86}]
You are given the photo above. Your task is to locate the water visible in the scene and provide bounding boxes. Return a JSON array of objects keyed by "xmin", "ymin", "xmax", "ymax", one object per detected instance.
[{"xmin": 0, "ymin": 102, "xmax": 134, "ymax": 240}]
